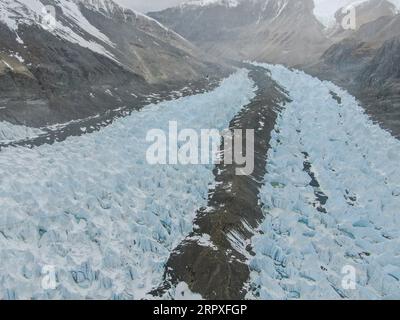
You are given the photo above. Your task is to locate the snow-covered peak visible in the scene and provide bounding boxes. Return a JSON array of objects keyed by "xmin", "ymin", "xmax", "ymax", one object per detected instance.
[
  {"xmin": 75, "ymin": 0, "xmax": 121, "ymax": 14},
  {"xmin": 181, "ymin": 0, "xmax": 240, "ymax": 9},
  {"xmin": 345, "ymin": 0, "xmax": 396, "ymax": 12},
  {"xmin": 178, "ymin": 0, "xmax": 313, "ymax": 18},
  {"xmin": 74, "ymin": 0, "xmax": 142, "ymax": 18},
  {"xmin": 333, "ymin": 0, "xmax": 397, "ymax": 29},
  {"xmin": 0, "ymin": 0, "xmax": 116, "ymax": 58},
  {"xmin": 0, "ymin": 0, "xmax": 180, "ymax": 63},
  {"xmin": 314, "ymin": 0, "xmax": 399, "ymax": 27},
  {"xmin": 67, "ymin": 1, "xmax": 182, "ymax": 38},
  {"xmin": 179, "ymin": 0, "xmax": 296, "ymax": 10}
]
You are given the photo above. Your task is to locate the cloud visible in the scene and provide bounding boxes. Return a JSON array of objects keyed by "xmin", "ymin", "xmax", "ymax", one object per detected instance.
[
  {"xmin": 314, "ymin": 0, "xmax": 400, "ymax": 25},
  {"xmin": 114, "ymin": 0, "xmax": 184, "ymax": 13}
]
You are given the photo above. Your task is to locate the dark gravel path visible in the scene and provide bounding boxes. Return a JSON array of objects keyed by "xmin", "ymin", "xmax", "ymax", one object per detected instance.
[{"xmin": 153, "ymin": 64, "xmax": 289, "ymax": 300}]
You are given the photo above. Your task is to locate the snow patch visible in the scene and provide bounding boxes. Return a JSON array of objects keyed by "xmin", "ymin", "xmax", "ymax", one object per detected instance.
[
  {"xmin": 0, "ymin": 0, "xmax": 116, "ymax": 61},
  {"xmin": 0, "ymin": 121, "xmax": 44, "ymax": 143},
  {"xmin": 60, "ymin": 0, "xmax": 115, "ymax": 47},
  {"xmin": 174, "ymin": 282, "xmax": 203, "ymax": 300}
]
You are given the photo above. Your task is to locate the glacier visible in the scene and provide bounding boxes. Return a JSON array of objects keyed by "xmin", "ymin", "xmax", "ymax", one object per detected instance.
[
  {"xmin": 0, "ymin": 69, "xmax": 255, "ymax": 299},
  {"xmin": 248, "ymin": 63, "xmax": 400, "ymax": 300},
  {"xmin": 0, "ymin": 121, "xmax": 44, "ymax": 144}
]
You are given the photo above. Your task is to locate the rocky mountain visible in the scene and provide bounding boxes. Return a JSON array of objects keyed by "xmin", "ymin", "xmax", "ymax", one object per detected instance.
[
  {"xmin": 149, "ymin": 0, "xmax": 331, "ymax": 66},
  {"xmin": 0, "ymin": 0, "xmax": 223, "ymax": 127},
  {"xmin": 308, "ymin": 11, "xmax": 400, "ymax": 136},
  {"xmin": 146, "ymin": 0, "xmax": 400, "ymax": 135},
  {"xmin": 327, "ymin": 0, "xmax": 397, "ymax": 41},
  {"xmin": 312, "ymin": 0, "xmax": 399, "ymax": 82}
]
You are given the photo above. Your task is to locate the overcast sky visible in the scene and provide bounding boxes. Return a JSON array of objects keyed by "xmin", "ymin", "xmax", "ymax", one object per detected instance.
[
  {"xmin": 114, "ymin": 0, "xmax": 400, "ymax": 23},
  {"xmin": 114, "ymin": 0, "xmax": 182, "ymax": 13}
]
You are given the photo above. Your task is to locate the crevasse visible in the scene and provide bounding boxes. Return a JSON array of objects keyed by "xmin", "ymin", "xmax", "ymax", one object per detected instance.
[
  {"xmin": 0, "ymin": 69, "xmax": 255, "ymax": 299},
  {"xmin": 248, "ymin": 64, "xmax": 400, "ymax": 300}
]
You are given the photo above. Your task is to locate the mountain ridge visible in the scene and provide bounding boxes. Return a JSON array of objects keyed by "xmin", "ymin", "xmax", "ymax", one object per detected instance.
[
  {"xmin": 0, "ymin": 0, "xmax": 225, "ymax": 127},
  {"xmin": 149, "ymin": 0, "xmax": 330, "ymax": 66},
  {"xmin": 307, "ymin": 11, "xmax": 400, "ymax": 137}
]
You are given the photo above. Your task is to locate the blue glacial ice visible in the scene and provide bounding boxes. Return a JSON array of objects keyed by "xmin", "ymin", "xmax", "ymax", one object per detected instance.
[
  {"xmin": 248, "ymin": 64, "xmax": 400, "ymax": 300},
  {"xmin": 0, "ymin": 121, "xmax": 44, "ymax": 144},
  {"xmin": 0, "ymin": 69, "xmax": 255, "ymax": 299}
]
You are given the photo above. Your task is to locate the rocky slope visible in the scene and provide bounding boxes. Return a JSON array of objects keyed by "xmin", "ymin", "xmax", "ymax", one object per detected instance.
[
  {"xmin": 149, "ymin": 0, "xmax": 331, "ymax": 66},
  {"xmin": 0, "ymin": 0, "xmax": 224, "ymax": 127},
  {"xmin": 328, "ymin": 0, "xmax": 396, "ymax": 41},
  {"xmin": 308, "ymin": 11, "xmax": 400, "ymax": 137}
]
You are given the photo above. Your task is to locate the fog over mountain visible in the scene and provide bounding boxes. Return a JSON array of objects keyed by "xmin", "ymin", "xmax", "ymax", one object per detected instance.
[
  {"xmin": 314, "ymin": 0, "xmax": 400, "ymax": 25},
  {"xmin": 115, "ymin": 0, "xmax": 400, "ymax": 24},
  {"xmin": 149, "ymin": 0, "xmax": 332, "ymax": 66}
]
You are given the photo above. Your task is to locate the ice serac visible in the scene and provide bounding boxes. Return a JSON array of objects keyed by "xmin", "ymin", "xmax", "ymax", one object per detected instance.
[
  {"xmin": 0, "ymin": 0, "xmax": 224, "ymax": 127},
  {"xmin": 0, "ymin": 121, "xmax": 44, "ymax": 143},
  {"xmin": 248, "ymin": 63, "xmax": 400, "ymax": 300},
  {"xmin": 148, "ymin": 0, "xmax": 331, "ymax": 66},
  {"xmin": 0, "ymin": 69, "xmax": 255, "ymax": 300}
]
